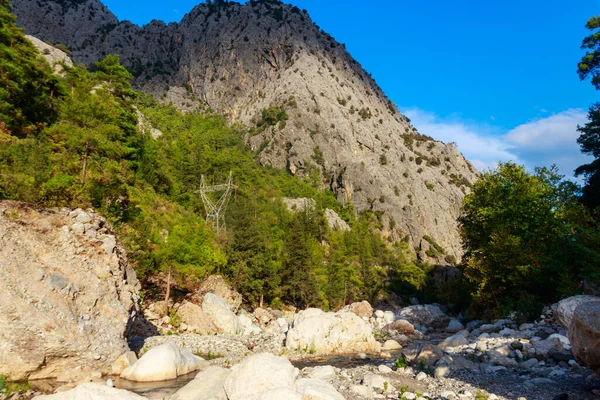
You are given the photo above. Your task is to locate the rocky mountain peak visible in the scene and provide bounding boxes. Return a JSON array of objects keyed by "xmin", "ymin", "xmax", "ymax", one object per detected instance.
[{"xmin": 11, "ymin": 0, "xmax": 478, "ymax": 260}]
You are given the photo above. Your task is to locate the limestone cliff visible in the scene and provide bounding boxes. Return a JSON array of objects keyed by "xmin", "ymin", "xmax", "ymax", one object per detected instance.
[
  {"xmin": 11, "ymin": 0, "xmax": 478, "ymax": 259},
  {"xmin": 0, "ymin": 201, "xmax": 140, "ymax": 381}
]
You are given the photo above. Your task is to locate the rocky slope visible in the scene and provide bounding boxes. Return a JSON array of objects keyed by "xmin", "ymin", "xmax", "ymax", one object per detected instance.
[
  {"xmin": 0, "ymin": 201, "xmax": 140, "ymax": 381},
  {"xmin": 11, "ymin": 0, "xmax": 478, "ymax": 259}
]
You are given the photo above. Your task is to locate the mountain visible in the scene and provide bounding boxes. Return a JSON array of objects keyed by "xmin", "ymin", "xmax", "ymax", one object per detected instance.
[{"xmin": 11, "ymin": 0, "xmax": 478, "ymax": 260}]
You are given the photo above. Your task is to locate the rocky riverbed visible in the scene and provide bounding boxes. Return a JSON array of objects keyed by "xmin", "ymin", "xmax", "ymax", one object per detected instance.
[{"xmin": 1, "ymin": 202, "xmax": 599, "ymax": 400}]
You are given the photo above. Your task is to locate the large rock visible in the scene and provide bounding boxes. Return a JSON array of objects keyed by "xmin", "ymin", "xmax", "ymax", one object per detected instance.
[
  {"xmin": 569, "ymin": 300, "xmax": 600, "ymax": 374},
  {"xmin": 343, "ymin": 300, "xmax": 373, "ymax": 319},
  {"xmin": 0, "ymin": 202, "xmax": 140, "ymax": 381},
  {"xmin": 202, "ymin": 293, "xmax": 240, "ymax": 334},
  {"xmin": 384, "ymin": 319, "xmax": 415, "ymax": 336},
  {"xmin": 120, "ymin": 342, "xmax": 206, "ymax": 382},
  {"xmin": 396, "ymin": 304, "xmax": 450, "ymax": 329},
  {"xmin": 170, "ymin": 366, "xmax": 231, "ymax": 400},
  {"xmin": 224, "ymin": 353, "xmax": 297, "ymax": 400},
  {"xmin": 258, "ymin": 388, "xmax": 303, "ymax": 400},
  {"xmin": 286, "ymin": 309, "xmax": 381, "ymax": 355},
  {"xmin": 402, "ymin": 343, "xmax": 444, "ymax": 367},
  {"xmin": 532, "ymin": 336, "xmax": 568, "ymax": 360},
  {"xmin": 32, "ymin": 383, "xmax": 146, "ymax": 399},
  {"xmin": 553, "ymin": 295, "xmax": 600, "ymax": 329},
  {"xmin": 295, "ymin": 378, "xmax": 345, "ymax": 400},
  {"xmin": 176, "ymin": 300, "xmax": 219, "ymax": 334},
  {"xmin": 191, "ymin": 275, "xmax": 242, "ymax": 313}
]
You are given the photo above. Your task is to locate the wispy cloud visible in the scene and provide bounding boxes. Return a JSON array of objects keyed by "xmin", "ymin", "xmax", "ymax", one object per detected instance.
[{"xmin": 402, "ymin": 107, "xmax": 593, "ymax": 180}]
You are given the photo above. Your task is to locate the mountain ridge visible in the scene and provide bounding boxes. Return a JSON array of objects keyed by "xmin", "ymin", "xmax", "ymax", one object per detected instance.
[{"xmin": 11, "ymin": 0, "xmax": 478, "ymax": 259}]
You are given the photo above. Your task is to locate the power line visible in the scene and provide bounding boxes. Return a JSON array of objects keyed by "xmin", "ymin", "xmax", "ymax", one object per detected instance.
[{"xmin": 195, "ymin": 171, "xmax": 236, "ymax": 233}]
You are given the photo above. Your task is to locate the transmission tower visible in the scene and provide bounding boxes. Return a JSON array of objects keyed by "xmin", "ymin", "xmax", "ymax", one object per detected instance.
[{"xmin": 195, "ymin": 171, "xmax": 236, "ymax": 233}]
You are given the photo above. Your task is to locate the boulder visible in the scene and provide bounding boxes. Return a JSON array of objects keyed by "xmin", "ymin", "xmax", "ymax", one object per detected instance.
[
  {"xmin": 176, "ymin": 301, "xmax": 219, "ymax": 334},
  {"xmin": 32, "ymin": 383, "xmax": 146, "ymax": 399},
  {"xmin": 120, "ymin": 342, "xmax": 206, "ymax": 382},
  {"xmin": 344, "ymin": 300, "xmax": 374, "ymax": 319},
  {"xmin": 224, "ymin": 353, "xmax": 297, "ymax": 400},
  {"xmin": 191, "ymin": 275, "xmax": 242, "ymax": 313},
  {"xmin": 553, "ymin": 295, "xmax": 600, "ymax": 329},
  {"xmin": 446, "ymin": 319, "xmax": 465, "ymax": 333},
  {"xmin": 439, "ymin": 331, "xmax": 469, "ymax": 348},
  {"xmin": 0, "ymin": 202, "xmax": 140, "ymax": 381},
  {"xmin": 202, "ymin": 293, "xmax": 240, "ymax": 334},
  {"xmin": 308, "ymin": 365, "xmax": 338, "ymax": 381},
  {"xmin": 258, "ymin": 388, "xmax": 303, "ymax": 400},
  {"xmin": 170, "ymin": 366, "xmax": 231, "ymax": 400},
  {"xmin": 286, "ymin": 309, "xmax": 380, "ymax": 355},
  {"xmin": 295, "ymin": 378, "xmax": 345, "ymax": 400},
  {"xmin": 111, "ymin": 351, "xmax": 138, "ymax": 375},
  {"xmin": 402, "ymin": 344, "xmax": 444, "ymax": 367},
  {"xmin": 396, "ymin": 305, "xmax": 450, "ymax": 329},
  {"xmin": 569, "ymin": 300, "xmax": 600, "ymax": 374},
  {"xmin": 362, "ymin": 373, "xmax": 395, "ymax": 393},
  {"xmin": 532, "ymin": 336, "xmax": 567, "ymax": 360},
  {"xmin": 382, "ymin": 339, "xmax": 403, "ymax": 352},
  {"xmin": 238, "ymin": 312, "xmax": 262, "ymax": 335},
  {"xmin": 384, "ymin": 319, "xmax": 415, "ymax": 336}
]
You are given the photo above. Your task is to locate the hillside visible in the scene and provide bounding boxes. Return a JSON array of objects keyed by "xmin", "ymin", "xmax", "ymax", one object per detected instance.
[{"xmin": 11, "ymin": 0, "xmax": 478, "ymax": 260}]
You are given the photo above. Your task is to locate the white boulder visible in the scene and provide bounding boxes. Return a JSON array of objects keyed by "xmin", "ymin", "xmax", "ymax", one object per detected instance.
[
  {"xmin": 396, "ymin": 305, "xmax": 450, "ymax": 329},
  {"xmin": 258, "ymin": 388, "xmax": 303, "ymax": 400},
  {"xmin": 286, "ymin": 309, "xmax": 380, "ymax": 354},
  {"xmin": 120, "ymin": 342, "xmax": 206, "ymax": 382},
  {"xmin": 32, "ymin": 383, "xmax": 146, "ymax": 399},
  {"xmin": 170, "ymin": 366, "xmax": 230, "ymax": 400},
  {"xmin": 554, "ymin": 295, "xmax": 600, "ymax": 329},
  {"xmin": 295, "ymin": 378, "xmax": 345, "ymax": 400},
  {"xmin": 224, "ymin": 353, "xmax": 297, "ymax": 400},
  {"xmin": 202, "ymin": 293, "xmax": 240, "ymax": 334}
]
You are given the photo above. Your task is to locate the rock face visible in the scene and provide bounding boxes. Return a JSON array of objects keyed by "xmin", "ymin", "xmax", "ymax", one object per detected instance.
[
  {"xmin": 0, "ymin": 201, "xmax": 140, "ymax": 381},
  {"xmin": 120, "ymin": 342, "xmax": 206, "ymax": 382},
  {"xmin": 568, "ymin": 300, "xmax": 600, "ymax": 374},
  {"xmin": 553, "ymin": 295, "xmax": 600, "ymax": 329},
  {"xmin": 11, "ymin": 0, "xmax": 478, "ymax": 260},
  {"xmin": 25, "ymin": 35, "xmax": 73, "ymax": 74},
  {"xmin": 224, "ymin": 353, "xmax": 298, "ymax": 400},
  {"xmin": 285, "ymin": 308, "xmax": 380, "ymax": 354}
]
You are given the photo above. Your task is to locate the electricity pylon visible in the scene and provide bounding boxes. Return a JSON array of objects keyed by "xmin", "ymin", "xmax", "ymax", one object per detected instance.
[{"xmin": 196, "ymin": 171, "xmax": 236, "ymax": 233}]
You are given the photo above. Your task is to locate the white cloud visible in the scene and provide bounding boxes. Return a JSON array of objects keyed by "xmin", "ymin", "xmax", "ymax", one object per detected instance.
[
  {"xmin": 403, "ymin": 108, "xmax": 518, "ymax": 173},
  {"xmin": 505, "ymin": 109, "xmax": 592, "ymax": 178},
  {"xmin": 401, "ymin": 107, "xmax": 593, "ymax": 180}
]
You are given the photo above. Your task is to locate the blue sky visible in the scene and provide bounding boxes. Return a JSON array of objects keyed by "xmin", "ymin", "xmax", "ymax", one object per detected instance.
[{"xmin": 101, "ymin": 0, "xmax": 599, "ymax": 179}]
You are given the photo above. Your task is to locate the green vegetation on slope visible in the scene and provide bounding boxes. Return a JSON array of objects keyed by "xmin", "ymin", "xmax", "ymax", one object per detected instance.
[{"xmin": 0, "ymin": 2, "xmax": 430, "ymax": 309}]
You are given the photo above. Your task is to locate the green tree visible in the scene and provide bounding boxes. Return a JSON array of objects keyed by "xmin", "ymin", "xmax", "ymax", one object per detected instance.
[
  {"xmin": 577, "ymin": 16, "xmax": 600, "ymax": 212},
  {"xmin": 578, "ymin": 16, "xmax": 600, "ymax": 90},
  {"xmin": 575, "ymin": 104, "xmax": 600, "ymax": 211},
  {"xmin": 0, "ymin": 0, "xmax": 63, "ymax": 136},
  {"xmin": 459, "ymin": 162, "xmax": 597, "ymax": 319}
]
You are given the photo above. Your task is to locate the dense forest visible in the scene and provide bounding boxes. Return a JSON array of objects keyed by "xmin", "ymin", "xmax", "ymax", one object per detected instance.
[{"xmin": 1, "ymin": 0, "xmax": 599, "ymax": 320}]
